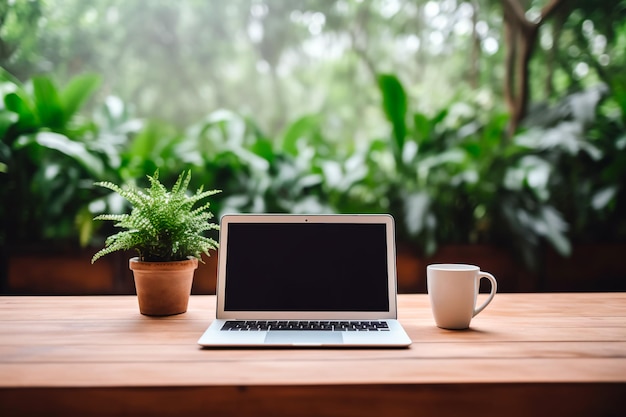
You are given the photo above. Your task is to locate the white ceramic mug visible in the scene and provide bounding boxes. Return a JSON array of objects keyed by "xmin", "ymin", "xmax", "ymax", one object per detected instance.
[{"xmin": 427, "ymin": 264, "xmax": 497, "ymax": 330}]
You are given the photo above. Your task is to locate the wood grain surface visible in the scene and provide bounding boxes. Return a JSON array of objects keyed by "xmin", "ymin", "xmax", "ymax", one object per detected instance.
[{"xmin": 1, "ymin": 293, "xmax": 625, "ymax": 416}]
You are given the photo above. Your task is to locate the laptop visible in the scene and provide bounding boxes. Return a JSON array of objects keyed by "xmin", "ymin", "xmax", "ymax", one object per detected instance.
[{"xmin": 197, "ymin": 214, "xmax": 412, "ymax": 348}]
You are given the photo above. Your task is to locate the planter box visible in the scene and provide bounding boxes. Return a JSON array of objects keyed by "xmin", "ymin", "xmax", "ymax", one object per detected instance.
[
  {"xmin": 396, "ymin": 243, "xmax": 626, "ymax": 293},
  {"xmin": 4, "ymin": 247, "xmax": 132, "ymax": 295},
  {"xmin": 543, "ymin": 244, "xmax": 626, "ymax": 292},
  {"xmin": 4, "ymin": 243, "xmax": 624, "ymax": 295},
  {"xmin": 191, "ymin": 254, "xmax": 219, "ymax": 295},
  {"xmin": 396, "ymin": 244, "xmax": 539, "ymax": 293},
  {"xmin": 2, "ymin": 247, "xmax": 218, "ymax": 296}
]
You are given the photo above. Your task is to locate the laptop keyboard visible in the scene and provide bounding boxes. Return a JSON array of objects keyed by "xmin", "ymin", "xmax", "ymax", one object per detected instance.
[{"xmin": 221, "ymin": 320, "xmax": 389, "ymax": 332}]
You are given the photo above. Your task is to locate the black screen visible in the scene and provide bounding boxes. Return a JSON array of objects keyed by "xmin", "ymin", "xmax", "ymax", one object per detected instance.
[{"xmin": 223, "ymin": 222, "xmax": 390, "ymax": 312}]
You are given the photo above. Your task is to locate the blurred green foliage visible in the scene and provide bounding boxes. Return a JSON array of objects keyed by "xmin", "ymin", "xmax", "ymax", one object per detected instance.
[
  {"xmin": 0, "ymin": 69, "xmax": 123, "ymax": 246},
  {"xmin": 1, "ymin": 0, "xmax": 626, "ymax": 274},
  {"xmin": 2, "ymin": 69, "xmax": 624, "ymax": 272}
]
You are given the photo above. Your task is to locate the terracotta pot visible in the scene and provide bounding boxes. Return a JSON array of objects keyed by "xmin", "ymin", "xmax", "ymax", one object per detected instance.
[{"xmin": 129, "ymin": 257, "xmax": 198, "ymax": 316}]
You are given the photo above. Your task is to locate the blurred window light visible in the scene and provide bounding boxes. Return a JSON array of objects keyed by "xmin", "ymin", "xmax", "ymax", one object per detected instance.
[
  {"xmin": 457, "ymin": 2, "xmax": 474, "ymax": 19},
  {"xmin": 540, "ymin": 31, "xmax": 553, "ymax": 50},
  {"xmin": 582, "ymin": 19, "xmax": 594, "ymax": 36},
  {"xmin": 482, "ymin": 37, "xmax": 499, "ymax": 55},
  {"xmin": 599, "ymin": 54, "xmax": 610, "ymax": 66},
  {"xmin": 405, "ymin": 34, "xmax": 421, "ymax": 53},
  {"xmin": 424, "ymin": 1, "xmax": 440, "ymax": 19},
  {"xmin": 256, "ymin": 60, "xmax": 270, "ymax": 74},
  {"xmin": 475, "ymin": 21, "xmax": 489, "ymax": 37},
  {"xmin": 525, "ymin": 7, "xmax": 541, "ymax": 24},
  {"xmin": 454, "ymin": 18, "xmax": 473, "ymax": 37},
  {"xmin": 290, "ymin": 10, "xmax": 303, "ymax": 23},
  {"xmin": 432, "ymin": 15, "xmax": 449, "ymax": 31},
  {"xmin": 574, "ymin": 62, "xmax": 589, "ymax": 78},
  {"xmin": 380, "ymin": 0, "xmax": 402, "ymax": 18},
  {"xmin": 250, "ymin": 3, "xmax": 268, "ymax": 18},
  {"xmin": 592, "ymin": 34, "xmax": 607, "ymax": 56},
  {"xmin": 247, "ymin": 20, "xmax": 263, "ymax": 43},
  {"xmin": 308, "ymin": 12, "xmax": 326, "ymax": 36}
]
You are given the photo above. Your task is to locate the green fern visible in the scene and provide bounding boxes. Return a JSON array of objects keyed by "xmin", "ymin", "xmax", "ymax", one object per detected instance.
[{"xmin": 92, "ymin": 171, "xmax": 220, "ymax": 263}]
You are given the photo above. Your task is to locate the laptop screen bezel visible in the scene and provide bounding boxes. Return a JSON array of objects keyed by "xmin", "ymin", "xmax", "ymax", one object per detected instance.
[{"xmin": 213, "ymin": 213, "xmax": 399, "ymax": 320}]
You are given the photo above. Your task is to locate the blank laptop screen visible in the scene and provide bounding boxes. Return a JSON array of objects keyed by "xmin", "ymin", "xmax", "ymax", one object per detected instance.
[{"xmin": 223, "ymin": 222, "xmax": 390, "ymax": 312}]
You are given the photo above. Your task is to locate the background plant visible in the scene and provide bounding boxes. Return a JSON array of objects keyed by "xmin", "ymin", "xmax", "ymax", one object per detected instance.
[
  {"xmin": 370, "ymin": 73, "xmax": 625, "ymax": 269},
  {"xmin": 0, "ymin": 69, "xmax": 122, "ymax": 247},
  {"xmin": 0, "ymin": 67, "xmax": 624, "ymax": 284}
]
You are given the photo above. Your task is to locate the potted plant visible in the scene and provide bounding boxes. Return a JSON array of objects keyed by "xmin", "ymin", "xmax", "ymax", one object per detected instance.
[{"xmin": 91, "ymin": 170, "xmax": 220, "ymax": 316}]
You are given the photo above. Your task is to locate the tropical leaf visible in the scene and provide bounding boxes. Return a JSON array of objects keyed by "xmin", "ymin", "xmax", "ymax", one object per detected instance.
[
  {"xmin": 32, "ymin": 76, "xmax": 65, "ymax": 129},
  {"xmin": 281, "ymin": 114, "xmax": 321, "ymax": 156},
  {"xmin": 4, "ymin": 91, "xmax": 37, "ymax": 131},
  {"xmin": 60, "ymin": 73, "xmax": 101, "ymax": 124},
  {"xmin": 377, "ymin": 73, "xmax": 407, "ymax": 160},
  {"xmin": 29, "ymin": 132, "xmax": 104, "ymax": 177}
]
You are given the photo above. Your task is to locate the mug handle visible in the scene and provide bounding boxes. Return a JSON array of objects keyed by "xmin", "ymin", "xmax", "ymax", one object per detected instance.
[{"xmin": 473, "ymin": 271, "xmax": 498, "ymax": 317}]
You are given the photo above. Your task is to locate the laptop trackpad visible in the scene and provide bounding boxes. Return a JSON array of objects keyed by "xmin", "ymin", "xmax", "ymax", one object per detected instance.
[{"xmin": 265, "ymin": 331, "xmax": 343, "ymax": 345}]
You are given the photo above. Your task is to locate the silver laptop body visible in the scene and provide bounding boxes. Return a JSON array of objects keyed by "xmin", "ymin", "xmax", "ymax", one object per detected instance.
[{"xmin": 197, "ymin": 214, "xmax": 412, "ymax": 348}]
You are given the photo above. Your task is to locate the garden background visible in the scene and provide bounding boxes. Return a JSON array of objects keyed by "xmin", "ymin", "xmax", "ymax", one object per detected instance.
[{"xmin": 1, "ymin": 0, "xmax": 625, "ymax": 294}]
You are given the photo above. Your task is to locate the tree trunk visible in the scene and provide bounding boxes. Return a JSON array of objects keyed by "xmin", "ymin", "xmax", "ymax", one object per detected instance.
[{"xmin": 501, "ymin": 0, "xmax": 568, "ymax": 136}]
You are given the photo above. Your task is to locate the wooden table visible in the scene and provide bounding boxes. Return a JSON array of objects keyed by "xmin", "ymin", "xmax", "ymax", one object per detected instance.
[{"xmin": 1, "ymin": 293, "xmax": 625, "ymax": 417}]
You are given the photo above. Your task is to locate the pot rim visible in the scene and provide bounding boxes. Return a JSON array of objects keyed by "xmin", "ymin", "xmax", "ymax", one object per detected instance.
[{"xmin": 129, "ymin": 256, "xmax": 199, "ymax": 271}]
